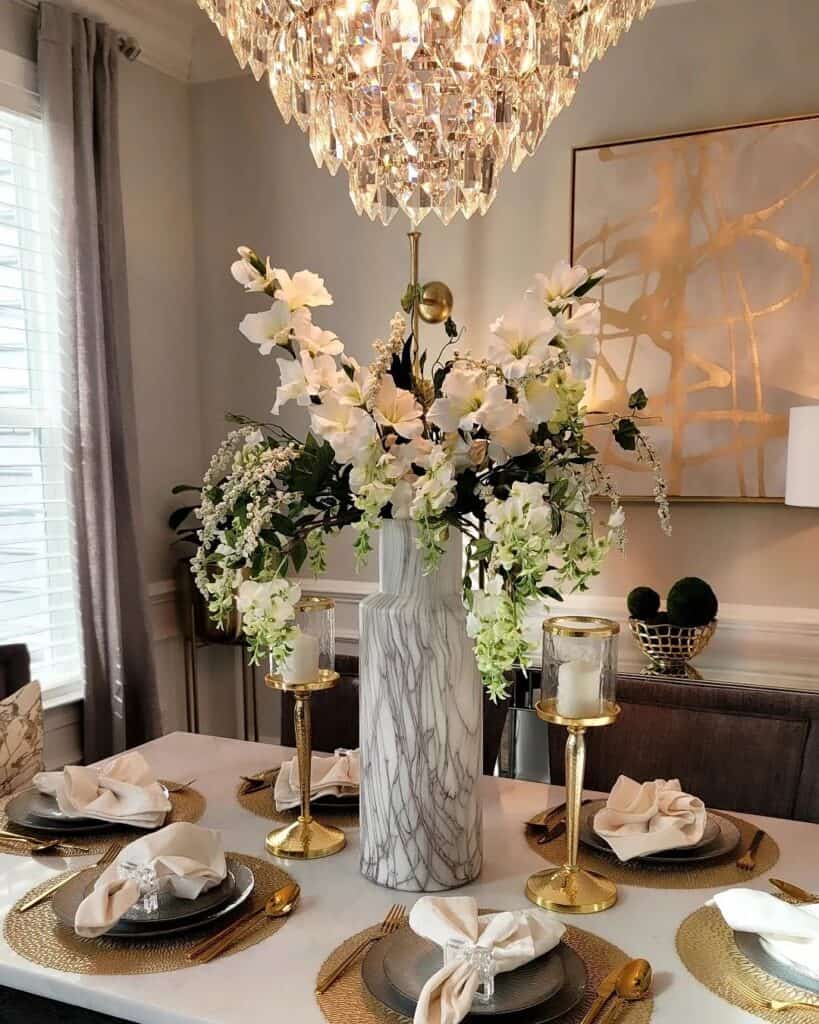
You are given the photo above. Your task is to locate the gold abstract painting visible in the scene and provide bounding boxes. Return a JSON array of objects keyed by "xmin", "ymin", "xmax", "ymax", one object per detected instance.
[{"xmin": 572, "ymin": 115, "xmax": 819, "ymax": 499}]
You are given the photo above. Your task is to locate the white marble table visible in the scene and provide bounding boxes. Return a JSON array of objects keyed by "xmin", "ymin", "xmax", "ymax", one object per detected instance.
[{"xmin": 1, "ymin": 731, "xmax": 817, "ymax": 1023}]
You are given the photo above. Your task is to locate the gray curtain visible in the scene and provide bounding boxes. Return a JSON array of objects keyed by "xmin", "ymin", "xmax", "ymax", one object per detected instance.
[{"xmin": 38, "ymin": 3, "xmax": 161, "ymax": 760}]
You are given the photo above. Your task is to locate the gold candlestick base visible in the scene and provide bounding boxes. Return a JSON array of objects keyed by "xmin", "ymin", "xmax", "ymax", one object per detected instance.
[
  {"xmin": 264, "ymin": 668, "xmax": 346, "ymax": 861},
  {"xmin": 525, "ymin": 865, "xmax": 618, "ymax": 914},
  {"xmin": 265, "ymin": 817, "xmax": 346, "ymax": 860}
]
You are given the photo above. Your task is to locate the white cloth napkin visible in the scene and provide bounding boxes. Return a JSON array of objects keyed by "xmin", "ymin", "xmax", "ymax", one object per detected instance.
[
  {"xmin": 408, "ymin": 896, "xmax": 566, "ymax": 1024},
  {"xmin": 710, "ymin": 889, "xmax": 819, "ymax": 980},
  {"xmin": 273, "ymin": 748, "xmax": 359, "ymax": 812},
  {"xmin": 75, "ymin": 822, "xmax": 227, "ymax": 938},
  {"xmin": 34, "ymin": 751, "xmax": 171, "ymax": 829},
  {"xmin": 593, "ymin": 775, "xmax": 706, "ymax": 862}
]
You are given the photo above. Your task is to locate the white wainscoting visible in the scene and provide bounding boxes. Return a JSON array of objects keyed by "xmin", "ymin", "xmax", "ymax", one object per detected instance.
[{"xmin": 44, "ymin": 576, "xmax": 819, "ymax": 768}]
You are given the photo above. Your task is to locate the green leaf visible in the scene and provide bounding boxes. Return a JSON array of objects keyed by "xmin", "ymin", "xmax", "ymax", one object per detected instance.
[
  {"xmin": 628, "ymin": 387, "xmax": 648, "ymax": 411},
  {"xmin": 268, "ymin": 513, "xmax": 296, "ymax": 536},
  {"xmin": 168, "ymin": 506, "xmax": 198, "ymax": 530},
  {"xmin": 401, "ymin": 283, "xmax": 415, "ymax": 313},
  {"xmin": 171, "ymin": 484, "xmax": 202, "ymax": 495},
  {"xmin": 445, "ymin": 317, "xmax": 458, "ymax": 339},
  {"xmin": 613, "ymin": 418, "xmax": 639, "ymax": 451},
  {"xmin": 291, "ymin": 539, "xmax": 308, "ymax": 572},
  {"xmin": 572, "ymin": 271, "xmax": 605, "ymax": 299}
]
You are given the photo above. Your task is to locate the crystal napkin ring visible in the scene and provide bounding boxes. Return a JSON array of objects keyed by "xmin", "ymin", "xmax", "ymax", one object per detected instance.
[
  {"xmin": 118, "ymin": 861, "xmax": 162, "ymax": 915},
  {"xmin": 444, "ymin": 939, "xmax": 497, "ymax": 1003}
]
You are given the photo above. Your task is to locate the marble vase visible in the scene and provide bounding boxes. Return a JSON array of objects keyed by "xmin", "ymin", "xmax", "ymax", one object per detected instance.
[{"xmin": 359, "ymin": 520, "xmax": 483, "ymax": 891}]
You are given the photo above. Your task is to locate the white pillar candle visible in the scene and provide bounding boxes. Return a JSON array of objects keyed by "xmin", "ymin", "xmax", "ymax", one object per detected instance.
[
  {"xmin": 556, "ymin": 659, "xmax": 602, "ymax": 718},
  {"xmin": 281, "ymin": 631, "xmax": 320, "ymax": 684}
]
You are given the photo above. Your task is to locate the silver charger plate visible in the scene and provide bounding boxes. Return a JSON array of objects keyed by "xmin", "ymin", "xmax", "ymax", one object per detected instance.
[
  {"xmin": 382, "ymin": 928, "xmax": 565, "ymax": 1014},
  {"xmin": 5, "ymin": 785, "xmax": 172, "ymax": 835},
  {"xmin": 52, "ymin": 857, "xmax": 255, "ymax": 939},
  {"xmin": 734, "ymin": 930, "xmax": 819, "ymax": 996},
  {"xmin": 362, "ymin": 932, "xmax": 587, "ymax": 1024},
  {"xmin": 579, "ymin": 800, "xmax": 740, "ymax": 865}
]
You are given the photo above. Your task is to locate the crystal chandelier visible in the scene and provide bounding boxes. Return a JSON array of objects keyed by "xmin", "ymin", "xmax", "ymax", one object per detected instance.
[{"xmin": 196, "ymin": 0, "xmax": 656, "ymax": 225}]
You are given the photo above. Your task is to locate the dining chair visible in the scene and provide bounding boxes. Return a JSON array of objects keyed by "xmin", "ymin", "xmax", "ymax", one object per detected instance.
[
  {"xmin": 281, "ymin": 654, "xmax": 510, "ymax": 775},
  {"xmin": 547, "ymin": 672, "xmax": 819, "ymax": 823},
  {"xmin": 0, "ymin": 678, "xmax": 44, "ymax": 799},
  {"xmin": 0, "ymin": 643, "xmax": 30, "ymax": 700}
]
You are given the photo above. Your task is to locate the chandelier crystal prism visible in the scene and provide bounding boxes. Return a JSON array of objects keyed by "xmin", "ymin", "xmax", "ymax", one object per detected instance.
[{"xmin": 196, "ymin": 0, "xmax": 656, "ymax": 225}]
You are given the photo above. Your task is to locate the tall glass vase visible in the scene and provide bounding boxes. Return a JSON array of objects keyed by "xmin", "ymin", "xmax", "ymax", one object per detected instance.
[{"xmin": 359, "ymin": 520, "xmax": 483, "ymax": 891}]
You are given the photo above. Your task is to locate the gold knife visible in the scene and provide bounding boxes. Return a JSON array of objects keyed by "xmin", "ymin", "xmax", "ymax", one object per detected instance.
[
  {"xmin": 770, "ymin": 878, "xmax": 819, "ymax": 904},
  {"xmin": 579, "ymin": 965, "xmax": 621, "ymax": 1024}
]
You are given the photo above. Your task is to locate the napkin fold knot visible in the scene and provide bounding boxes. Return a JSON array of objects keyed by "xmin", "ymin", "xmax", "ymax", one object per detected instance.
[
  {"xmin": 274, "ymin": 748, "xmax": 359, "ymax": 811},
  {"xmin": 34, "ymin": 751, "xmax": 171, "ymax": 829},
  {"xmin": 74, "ymin": 822, "xmax": 227, "ymax": 938},
  {"xmin": 409, "ymin": 896, "xmax": 565, "ymax": 1024},
  {"xmin": 593, "ymin": 775, "xmax": 706, "ymax": 862}
]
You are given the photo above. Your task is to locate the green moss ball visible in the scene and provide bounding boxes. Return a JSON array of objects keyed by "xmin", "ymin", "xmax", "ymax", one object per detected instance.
[
  {"xmin": 627, "ymin": 586, "xmax": 661, "ymax": 620},
  {"xmin": 667, "ymin": 577, "xmax": 718, "ymax": 627},
  {"xmin": 649, "ymin": 611, "xmax": 670, "ymax": 626}
]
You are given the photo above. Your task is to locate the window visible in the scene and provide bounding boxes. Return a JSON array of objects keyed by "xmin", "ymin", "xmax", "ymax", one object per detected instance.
[{"xmin": 0, "ymin": 68, "xmax": 84, "ymax": 704}]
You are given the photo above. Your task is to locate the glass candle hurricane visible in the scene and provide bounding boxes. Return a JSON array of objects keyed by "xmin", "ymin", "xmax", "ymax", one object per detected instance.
[
  {"xmin": 273, "ymin": 596, "xmax": 336, "ymax": 686},
  {"xmin": 541, "ymin": 616, "xmax": 619, "ymax": 726}
]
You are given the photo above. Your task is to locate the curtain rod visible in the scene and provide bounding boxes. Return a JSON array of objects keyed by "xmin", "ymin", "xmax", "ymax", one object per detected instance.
[{"xmin": 10, "ymin": 0, "xmax": 142, "ymax": 61}]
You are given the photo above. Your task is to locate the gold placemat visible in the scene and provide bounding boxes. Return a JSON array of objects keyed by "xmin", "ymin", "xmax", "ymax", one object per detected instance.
[
  {"xmin": 3, "ymin": 853, "xmax": 293, "ymax": 975},
  {"xmin": 236, "ymin": 773, "xmax": 359, "ymax": 829},
  {"xmin": 527, "ymin": 811, "xmax": 779, "ymax": 889},
  {"xmin": 0, "ymin": 783, "xmax": 207, "ymax": 858},
  {"xmin": 316, "ymin": 923, "xmax": 653, "ymax": 1024},
  {"xmin": 677, "ymin": 905, "xmax": 819, "ymax": 1022}
]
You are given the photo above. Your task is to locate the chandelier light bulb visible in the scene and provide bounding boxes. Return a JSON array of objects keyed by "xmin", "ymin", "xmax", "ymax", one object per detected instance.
[{"xmin": 197, "ymin": 0, "xmax": 656, "ymax": 225}]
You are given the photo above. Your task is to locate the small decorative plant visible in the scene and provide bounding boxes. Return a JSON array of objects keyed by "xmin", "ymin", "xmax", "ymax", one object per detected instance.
[{"xmin": 628, "ymin": 577, "xmax": 718, "ymax": 670}]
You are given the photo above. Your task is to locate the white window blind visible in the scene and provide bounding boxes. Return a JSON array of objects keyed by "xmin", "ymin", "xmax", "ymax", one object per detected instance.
[{"xmin": 0, "ymin": 99, "xmax": 84, "ymax": 704}]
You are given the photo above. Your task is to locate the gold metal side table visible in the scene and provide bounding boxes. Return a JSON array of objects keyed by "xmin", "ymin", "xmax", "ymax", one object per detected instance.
[{"xmin": 264, "ymin": 669, "xmax": 347, "ymax": 860}]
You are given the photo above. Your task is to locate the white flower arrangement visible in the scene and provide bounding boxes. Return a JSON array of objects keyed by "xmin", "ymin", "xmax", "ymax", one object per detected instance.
[{"xmin": 193, "ymin": 247, "xmax": 670, "ymax": 697}]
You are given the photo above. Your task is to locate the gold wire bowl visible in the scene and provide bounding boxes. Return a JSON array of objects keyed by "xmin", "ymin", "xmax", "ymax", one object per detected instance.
[{"xmin": 629, "ymin": 618, "xmax": 717, "ymax": 673}]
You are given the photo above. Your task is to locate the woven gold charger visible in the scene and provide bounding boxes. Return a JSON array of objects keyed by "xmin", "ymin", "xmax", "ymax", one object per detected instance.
[
  {"xmin": 526, "ymin": 811, "xmax": 779, "ymax": 889},
  {"xmin": 316, "ymin": 923, "xmax": 653, "ymax": 1024},
  {"xmin": 236, "ymin": 772, "xmax": 359, "ymax": 829},
  {"xmin": 0, "ymin": 784, "xmax": 207, "ymax": 858},
  {"xmin": 3, "ymin": 853, "xmax": 293, "ymax": 975},
  {"xmin": 677, "ymin": 905, "xmax": 819, "ymax": 1023}
]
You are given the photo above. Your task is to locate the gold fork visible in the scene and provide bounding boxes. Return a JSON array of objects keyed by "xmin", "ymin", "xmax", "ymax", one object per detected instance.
[
  {"xmin": 315, "ymin": 904, "xmax": 407, "ymax": 994},
  {"xmin": 736, "ymin": 828, "xmax": 766, "ymax": 872},
  {"xmin": 733, "ymin": 973, "xmax": 819, "ymax": 1013},
  {"xmin": 17, "ymin": 840, "xmax": 122, "ymax": 912}
]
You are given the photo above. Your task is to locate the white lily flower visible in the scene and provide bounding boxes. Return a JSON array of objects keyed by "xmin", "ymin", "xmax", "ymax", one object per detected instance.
[
  {"xmin": 236, "ymin": 578, "xmax": 301, "ymax": 628},
  {"xmin": 272, "ymin": 357, "xmax": 310, "ymax": 415},
  {"xmin": 273, "ymin": 267, "xmax": 333, "ymax": 310},
  {"xmin": 372, "ymin": 377, "xmax": 424, "ymax": 439},
  {"xmin": 519, "ymin": 377, "xmax": 559, "ymax": 426},
  {"xmin": 428, "ymin": 367, "xmax": 517, "ymax": 434},
  {"xmin": 385, "ymin": 436, "xmax": 434, "ymax": 477},
  {"xmin": 608, "ymin": 505, "xmax": 626, "ymax": 529},
  {"xmin": 231, "ymin": 251, "xmax": 275, "ymax": 293},
  {"xmin": 239, "ymin": 300, "xmax": 292, "ymax": 355},
  {"xmin": 334, "ymin": 356, "xmax": 372, "ymax": 407},
  {"xmin": 390, "ymin": 479, "xmax": 414, "ymax": 519},
  {"xmin": 310, "ymin": 394, "xmax": 376, "ymax": 462},
  {"xmin": 533, "ymin": 260, "xmax": 590, "ymax": 308},
  {"xmin": 291, "ymin": 307, "xmax": 344, "ymax": 357},
  {"xmin": 555, "ymin": 302, "xmax": 600, "ymax": 380},
  {"xmin": 487, "ymin": 411, "xmax": 533, "ymax": 464},
  {"xmin": 488, "ymin": 295, "xmax": 557, "ymax": 379},
  {"xmin": 301, "ymin": 352, "xmax": 341, "ymax": 396}
]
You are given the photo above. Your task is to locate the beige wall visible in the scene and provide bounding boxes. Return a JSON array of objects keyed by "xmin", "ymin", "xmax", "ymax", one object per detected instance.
[{"xmin": 189, "ymin": 0, "xmax": 819, "ymax": 609}]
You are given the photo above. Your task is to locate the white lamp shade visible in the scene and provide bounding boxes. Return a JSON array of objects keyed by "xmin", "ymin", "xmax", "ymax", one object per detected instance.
[{"xmin": 785, "ymin": 406, "xmax": 819, "ymax": 507}]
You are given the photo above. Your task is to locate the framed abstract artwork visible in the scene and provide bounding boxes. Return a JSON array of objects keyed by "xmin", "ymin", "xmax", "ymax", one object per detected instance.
[{"xmin": 571, "ymin": 113, "xmax": 819, "ymax": 501}]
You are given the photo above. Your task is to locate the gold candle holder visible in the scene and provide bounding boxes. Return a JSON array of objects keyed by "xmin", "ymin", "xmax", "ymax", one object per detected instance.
[
  {"xmin": 264, "ymin": 669, "xmax": 346, "ymax": 860},
  {"xmin": 525, "ymin": 616, "xmax": 620, "ymax": 914}
]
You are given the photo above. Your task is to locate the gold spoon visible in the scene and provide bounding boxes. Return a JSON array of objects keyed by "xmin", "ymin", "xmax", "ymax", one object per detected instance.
[
  {"xmin": 188, "ymin": 883, "xmax": 301, "ymax": 963},
  {"xmin": 599, "ymin": 959, "xmax": 653, "ymax": 1023},
  {"xmin": 0, "ymin": 831, "xmax": 79, "ymax": 856}
]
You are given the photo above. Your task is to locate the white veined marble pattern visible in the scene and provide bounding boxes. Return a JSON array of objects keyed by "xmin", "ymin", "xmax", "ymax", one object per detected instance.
[{"xmin": 359, "ymin": 521, "xmax": 483, "ymax": 891}]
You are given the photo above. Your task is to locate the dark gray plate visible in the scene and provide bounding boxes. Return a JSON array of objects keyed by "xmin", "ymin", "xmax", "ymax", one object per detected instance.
[
  {"xmin": 52, "ymin": 858, "xmax": 254, "ymax": 938},
  {"xmin": 312, "ymin": 791, "xmax": 359, "ymax": 809},
  {"xmin": 580, "ymin": 800, "xmax": 740, "ymax": 864},
  {"xmin": 735, "ymin": 930, "xmax": 819, "ymax": 996},
  {"xmin": 382, "ymin": 928, "xmax": 565, "ymax": 1015},
  {"xmin": 363, "ymin": 932, "xmax": 586, "ymax": 1024},
  {"xmin": 5, "ymin": 785, "xmax": 171, "ymax": 835}
]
